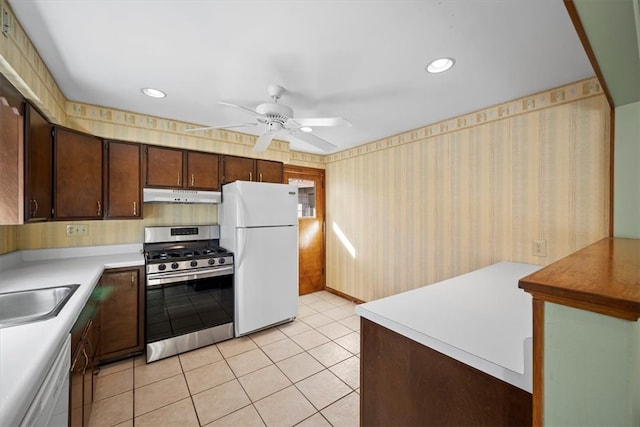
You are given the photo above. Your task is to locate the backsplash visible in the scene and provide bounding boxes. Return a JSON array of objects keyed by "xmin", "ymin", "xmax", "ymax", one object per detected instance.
[
  {"xmin": 16, "ymin": 204, "xmax": 217, "ymax": 250},
  {"xmin": 0, "ymin": 225, "xmax": 17, "ymax": 255}
]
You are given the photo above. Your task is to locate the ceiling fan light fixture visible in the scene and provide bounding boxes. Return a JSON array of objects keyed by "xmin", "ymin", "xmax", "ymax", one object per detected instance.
[
  {"xmin": 426, "ymin": 57, "xmax": 455, "ymax": 74},
  {"xmin": 300, "ymin": 126, "xmax": 313, "ymax": 132},
  {"xmin": 141, "ymin": 87, "xmax": 166, "ymax": 98}
]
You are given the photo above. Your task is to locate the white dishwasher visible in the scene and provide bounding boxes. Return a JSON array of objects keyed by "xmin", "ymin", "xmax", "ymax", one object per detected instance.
[{"xmin": 20, "ymin": 334, "xmax": 70, "ymax": 427}]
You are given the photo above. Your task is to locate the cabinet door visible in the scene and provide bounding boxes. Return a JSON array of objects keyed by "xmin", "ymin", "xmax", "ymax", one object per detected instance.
[
  {"xmin": 24, "ymin": 104, "xmax": 52, "ymax": 221},
  {"xmin": 54, "ymin": 127, "xmax": 103, "ymax": 219},
  {"xmin": 83, "ymin": 323, "xmax": 94, "ymax": 427},
  {"xmin": 256, "ymin": 160, "xmax": 283, "ymax": 183},
  {"xmin": 106, "ymin": 141, "xmax": 142, "ymax": 218},
  {"xmin": 222, "ymin": 156, "xmax": 255, "ymax": 184},
  {"xmin": 186, "ymin": 151, "xmax": 220, "ymax": 190},
  {"xmin": 145, "ymin": 146, "xmax": 183, "ymax": 188},
  {"xmin": 69, "ymin": 345, "xmax": 85, "ymax": 427},
  {"xmin": 100, "ymin": 268, "xmax": 144, "ymax": 360}
]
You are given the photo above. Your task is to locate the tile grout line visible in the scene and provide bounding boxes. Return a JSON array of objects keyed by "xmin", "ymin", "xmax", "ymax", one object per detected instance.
[{"xmin": 94, "ymin": 291, "xmax": 360, "ymax": 427}]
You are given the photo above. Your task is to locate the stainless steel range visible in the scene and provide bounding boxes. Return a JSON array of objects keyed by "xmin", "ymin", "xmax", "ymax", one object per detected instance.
[{"xmin": 144, "ymin": 225, "xmax": 234, "ymax": 363}]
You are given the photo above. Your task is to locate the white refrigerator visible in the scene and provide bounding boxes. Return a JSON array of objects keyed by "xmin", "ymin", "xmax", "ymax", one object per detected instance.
[{"xmin": 219, "ymin": 181, "xmax": 299, "ymax": 336}]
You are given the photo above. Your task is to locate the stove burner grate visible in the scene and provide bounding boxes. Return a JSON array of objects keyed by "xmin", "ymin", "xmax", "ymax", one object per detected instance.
[{"xmin": 145, "ymin": 246, "xmax": 231, "ymax": 262}]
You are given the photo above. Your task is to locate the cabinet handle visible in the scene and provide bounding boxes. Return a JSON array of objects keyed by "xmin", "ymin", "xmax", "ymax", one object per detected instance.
[
  {"xmin": 177, "ymin": 173, "xmax": 181, "ymax": 186},
  {"xmin": 259, "ymin": 173, "xmax": 263, "ymax": 182},
  {"xmin": 96, "ymin": 201, "xmax": 102, "ymax": 216},
  {"xmin": 249, "ymin": 171, "xmax": 253, "ymax": 181},
  {"xmin": 81, "ymin": 348, "xmax": 89, "ymax": 374},
  {"xmin": 30, "ymin": 199, "xmax": 39, "ymax": 217},
  {"xmin": 191, "ymin": 173, "xmax": 195, "ymax": 187},
  {"xmin": 131, "ymin": 273, "xmax": 135, "ymax": 287},
  {"xmin": 132, "ymin": 201, "xmax": 137, "ymax": 216}
]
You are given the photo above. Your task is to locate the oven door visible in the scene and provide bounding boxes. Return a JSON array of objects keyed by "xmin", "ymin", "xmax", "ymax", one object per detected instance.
[{"xmin": 145, "ymin": 266, "xmax": 234, "ymax": 361}]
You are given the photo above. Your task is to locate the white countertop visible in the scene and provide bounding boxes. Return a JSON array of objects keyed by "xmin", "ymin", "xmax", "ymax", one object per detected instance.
[
  {"xmin": 0, "ymin": 245, "xmax": 144, "ymax": 427},
  {"xmin": 355, "ymin": 261, "xmax": 543, "ymax": 392}
]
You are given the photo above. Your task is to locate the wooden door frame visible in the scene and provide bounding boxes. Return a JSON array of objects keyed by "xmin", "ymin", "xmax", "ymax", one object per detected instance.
[{"xmin": 283, "ymin": 165, "xmax": 326, "ymax": 294}]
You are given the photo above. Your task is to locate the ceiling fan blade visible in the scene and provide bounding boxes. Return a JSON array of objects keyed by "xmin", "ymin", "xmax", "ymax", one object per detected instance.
[
  {"xmin": 293, "ymin": 117, "xmax": 352, "ymax": 127},
  {"xmin": 253, "ymin": 130, "xmax": 274, "ymax": 153},
  {"xmin": 186, "ymin": 123, "xmax": 258, "ymax": 132},
  {"xmin": 292, "ymin": 131, "xmax": 338, "ymax": 152},
  {"xmin": 218, "ymin": 101, "xmax": 265, "ymax": 118}
]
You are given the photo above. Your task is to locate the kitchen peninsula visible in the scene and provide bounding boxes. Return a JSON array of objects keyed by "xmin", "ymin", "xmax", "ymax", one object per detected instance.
[{"xmin": 356, "ymin": 262, "xmax": 542, "ymax": 425}]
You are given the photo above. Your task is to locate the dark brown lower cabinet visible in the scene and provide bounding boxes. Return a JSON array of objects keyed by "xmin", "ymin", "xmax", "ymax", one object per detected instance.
[
  {"xmin": 69, "ymin": 350, "xmax": 83, "ymax": 427},
  {"xmin": 100, "ymin": 267, "xmax": 144, "ymax": 362},
  {"xmin": 70, "ymin": 285, "xmax": 102, "ymax": 427},
  {"xmin": 360, "ymin": 318, "xmax": 532, "ymax": 426}
]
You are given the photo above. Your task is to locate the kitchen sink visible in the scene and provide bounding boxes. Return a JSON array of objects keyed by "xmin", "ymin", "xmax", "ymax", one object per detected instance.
[{"xmin": 0, "ymin": 284, "xmax": 80, "ymax": 328}]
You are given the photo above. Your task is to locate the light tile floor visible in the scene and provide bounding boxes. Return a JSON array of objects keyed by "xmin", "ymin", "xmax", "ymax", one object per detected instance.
[{"xmin": 88, "ymin": 290, "xmax": 361, "ymax": 427}]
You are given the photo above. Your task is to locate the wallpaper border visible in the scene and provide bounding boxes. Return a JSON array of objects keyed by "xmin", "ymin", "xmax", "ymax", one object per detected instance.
[{"xmin": 325, "ymin": 77, "xmax": 603, "ymax": 163}]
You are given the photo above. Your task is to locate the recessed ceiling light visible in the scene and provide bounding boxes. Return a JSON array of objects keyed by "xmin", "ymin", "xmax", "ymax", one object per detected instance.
[
  {"xmin": 141, "ymin": 87, "xmax": 166, "ymax": 98},
  {"xmin": 426, "ymin": 57, "xmax": 455, "ymax": 74},
  {"xmin": 300, "ymin": 126, "xmax": 313, "ymax": 132}
]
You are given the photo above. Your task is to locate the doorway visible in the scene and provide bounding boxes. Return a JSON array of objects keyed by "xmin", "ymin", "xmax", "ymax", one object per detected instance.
[{"xmin": 284, "ymin": 165, "xmax": 325, "ymax": 295}]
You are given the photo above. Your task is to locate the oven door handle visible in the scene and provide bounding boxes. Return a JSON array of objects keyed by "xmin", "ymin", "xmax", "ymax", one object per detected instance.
[{"xmin": 146, "ymin": 266, "xmax": 234, "ymax": 287}]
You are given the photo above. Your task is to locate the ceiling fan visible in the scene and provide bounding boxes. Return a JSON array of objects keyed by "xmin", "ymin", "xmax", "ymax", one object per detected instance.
[{"xmin": 187, "ymin": 84, "xmax": 351, "ymax": 153}]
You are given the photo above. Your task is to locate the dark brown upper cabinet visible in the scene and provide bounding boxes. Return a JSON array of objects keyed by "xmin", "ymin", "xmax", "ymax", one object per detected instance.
[
  {"xmin": 105, "ymin": 140, "xmax": 142, "ymax": 219},
  {"xmin": 144, "ymin": 145, "xmax": 221, "ymax": 191},
  {"xmin": 222, "ymin": 156, "xmax": 283, "ymax": 184},
  {"xmin": 24, "ymin": 103, "xmax": 53, "ymax": 222},
  {"xmin": 53, "ymin": 126, "xmax": 104, "ymax": 220}
]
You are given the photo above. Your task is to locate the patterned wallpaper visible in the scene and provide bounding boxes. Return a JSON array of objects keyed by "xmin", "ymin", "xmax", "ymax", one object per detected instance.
[{"xmin": 325, "ymin": 92, "xmax": 610, "ymax": 302}]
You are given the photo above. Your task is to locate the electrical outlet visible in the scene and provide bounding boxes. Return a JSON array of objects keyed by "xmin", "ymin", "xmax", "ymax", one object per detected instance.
[
  {"xmin": 532, "ymin": 239, "xmax": 546, "ymax": 257},
  {"xmin": 66, "ymin": 224, "xmax": 89, "ymax": 236}
]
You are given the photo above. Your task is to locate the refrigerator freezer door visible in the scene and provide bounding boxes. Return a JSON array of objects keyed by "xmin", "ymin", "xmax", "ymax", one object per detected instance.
[
  {"xmin": 234, "ymin": 225, "xmax": 298, "ymax": 336},
  {"xmin": 225, "ymin": 181, "xmax": 298, "ymax": 227}
]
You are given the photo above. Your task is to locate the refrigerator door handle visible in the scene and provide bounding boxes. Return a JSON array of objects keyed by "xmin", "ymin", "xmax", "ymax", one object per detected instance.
[
  {"xmin": 237, "ymin": 193, "xmax": 248, "ymax": 227},
  {"xmin": 236, "ymin": 227, "xmax": 247, "ymax": 268}
]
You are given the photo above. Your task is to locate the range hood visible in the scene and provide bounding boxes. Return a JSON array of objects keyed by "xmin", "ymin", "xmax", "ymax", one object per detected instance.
[{"xmin": 143, "ymin": 188, "xmax": 221, "ymax": 204}]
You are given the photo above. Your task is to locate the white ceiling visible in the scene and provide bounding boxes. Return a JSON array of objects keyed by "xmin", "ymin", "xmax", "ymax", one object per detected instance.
[{"xmin": 7, "ymin": 0, "xmax": 594, "ymax": 154}]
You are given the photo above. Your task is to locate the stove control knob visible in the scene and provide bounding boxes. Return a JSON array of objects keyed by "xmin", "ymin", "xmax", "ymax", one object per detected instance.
[
  {"xmin": 158, "ymin": 264, "xmax": 167, "ymax": 271},
  {"xmin": 190, "ymin": 260, "xmax": 198, "ymax": 267},
  {"xmin": 208, "ymin": 258, "xmax": 216, "ymax": 265},
  {"xmin": 171, "ymin": 262, "xmax": 179, "ymax": 270},
  {"xmin": 219, "ymin": 257, "xmax": 225, "ymax": 264}
]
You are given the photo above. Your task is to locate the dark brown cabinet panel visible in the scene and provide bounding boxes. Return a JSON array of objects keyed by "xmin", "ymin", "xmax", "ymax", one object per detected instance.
[
  {"xmin": 70, "ymin": 318, "xmax": 99, "ymax": 427},
  {"xmin": 145, "ymin": 146, "xmax": 220, "ymax": 191},
  {"xmin": 100, "ymin": 267, "xmax": 144, "ymax": 361},
  {"xmin": 256, "ymin": 159, "xmax": 284, "ymax": 183},
  {"xmin": 222, "ymin": 156, "xmax": 283, "ymax": 184},
  {"xmin": 105, "ymin": 141, "xmax": 142, "ymax": 219},
  {"xmin": 70, "ymin": 284, "xmax": 102, "ymax": 427},
  {"xmin": 54, "ymin": 127, "xmax": 103, "ymax": 220},
  {"xmin": 186, "ymin": 151, "xmax": 220, "ymax": 190},
  {"xmin": 360, "ymin": 318, "xmax": 532, "ymax": 426},
  {"xmin": 222, "ymin": 155, "xmax": 255, "ymax": 184},
  {"xmin": 144, "ymin": 145, "xmax": 183, "ymax": 188},
  {"xmin": 69, "ymin": 349, "xmax": 84, "ymax": 427},
  {"xmin": 24, "ymin": 103, "xmax": 53, "ymax": 221}
]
